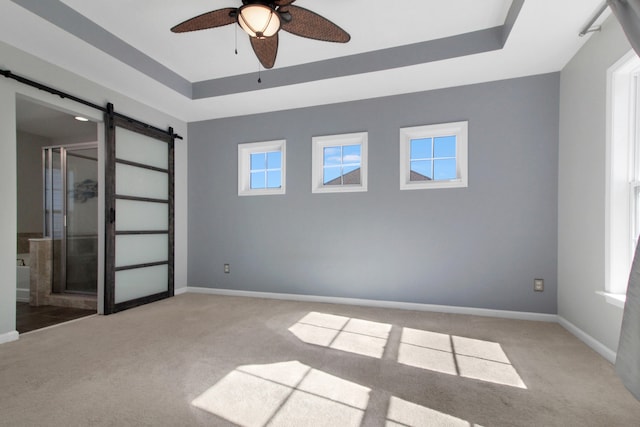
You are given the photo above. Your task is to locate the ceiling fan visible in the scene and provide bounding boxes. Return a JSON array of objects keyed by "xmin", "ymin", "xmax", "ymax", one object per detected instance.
[{"xmin": 171, "ymin": 0, "xmax": 351, "ymax": 69}]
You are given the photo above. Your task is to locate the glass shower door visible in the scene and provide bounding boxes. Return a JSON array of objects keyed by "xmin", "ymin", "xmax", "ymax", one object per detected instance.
[
  {"xmin": 43, "ymin": 144, "xmax": 98, "ymax": 295},
  {"xmin": 65, "ymin": 147, "xmax": 98, "ymax": 294}
]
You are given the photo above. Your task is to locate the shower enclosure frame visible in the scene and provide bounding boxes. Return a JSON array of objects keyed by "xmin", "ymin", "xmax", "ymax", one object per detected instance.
[{"xmin": 42, "ymin": 141, "xmax": 99, "ymax": 295}]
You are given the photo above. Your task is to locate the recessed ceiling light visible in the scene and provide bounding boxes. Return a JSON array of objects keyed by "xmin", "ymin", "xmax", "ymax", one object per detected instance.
[{"xmin": 74, "ymin": 116, "xmax": 89, "ymax": 122}]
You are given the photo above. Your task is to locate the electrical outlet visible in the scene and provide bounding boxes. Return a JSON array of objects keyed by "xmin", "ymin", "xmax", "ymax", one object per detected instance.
[
  {"xmin": 224, "ymin": 264, "xmax": 230, "ymax": 274},
  {"xmin": 534, "ymin": 278, "xmax": 544, "ymax": 292}
]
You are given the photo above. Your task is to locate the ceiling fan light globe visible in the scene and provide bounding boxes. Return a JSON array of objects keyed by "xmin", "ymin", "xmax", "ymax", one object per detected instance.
[{"xmin": 238, "ymin": 4, "xmax": 281, "ymax": 38}]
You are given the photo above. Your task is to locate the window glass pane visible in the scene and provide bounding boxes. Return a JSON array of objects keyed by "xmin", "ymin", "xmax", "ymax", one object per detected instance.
[
  {"xmin": 342, "ymin": 168, "xmax": 361, "ymax": 185},
  {"xmin": 635, "ymin": 73, "xmax": 640, "ymax": 181},
  {"xmin": 343, "ymin": 164, "xmax": 359, "ymax": 175},
  {"xmin": 267, "ymin": 171, "xmax": 281, "ymax": 188},
  {"xmin": 251, "ymin": 153, "xmax": 266, "ymax": 170},
  {"xmin": 266, "ymin": 151, "xmax": 281, "ymax": 169},
  {"xmin": 324, "ymin": 166, "xmax": 342, "ymax": 185},
  {"xmin": 434, "ymin": 159, "xmax": 457, "ymax": 180},
  {"xmin": 434, "ymin": 136, "xmax": 456, "ymax": 158},
  {"xmin": 411, "ymin": 160, "xmax": 432, "ymax": 180},
  {"xmin": 251, "ymin": 171, "xmax": 266, "ymax": 189},
  {"xmin": 635, "ymin": 185, "xmax": 640, "ymax": 245},
  {"xmin": 322, "ymin": 144, "xmax": 362, "ymax": 186},
  {"xmin": 411, "ymin": 138, "xmax": 432, "ymax": 160},
  {"xmin": 324, "ymin": 146, "xmax": 342, "ymax": 167},
  {"xmin": 342, "ymin": 145, "xmax": 361, "ymax": 166}
]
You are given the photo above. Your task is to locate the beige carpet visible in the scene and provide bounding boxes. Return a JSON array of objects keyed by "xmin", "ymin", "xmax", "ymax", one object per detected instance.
[{"xmin": 0, "ymin": 293, "xmax": 638, "ymax": 426}]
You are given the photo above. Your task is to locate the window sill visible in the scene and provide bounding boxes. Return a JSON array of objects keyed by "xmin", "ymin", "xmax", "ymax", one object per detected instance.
[
  {"xmin": 238, "ymin": 188, "xmax": 285, "ymax": 197},
  {"xmin": 400, "ymin": 179, "xmax": 467, "ymax": 191},
  {"xmin": 312, "ymin": 185, "xmax": 367, "ymax": 194},
  {"xmin": 596, "ymin": 291, "xmax": 626, "ymax": 309}
]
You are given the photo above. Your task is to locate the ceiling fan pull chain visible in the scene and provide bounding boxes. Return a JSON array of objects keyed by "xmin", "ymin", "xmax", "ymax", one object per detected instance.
[
  {"xmin": 234, "ymin": 24, "xmax": 238, "ymax": 55},
  {"xmin": 258, "ymin": 62, "xmax": 262, "ymax": 83}
]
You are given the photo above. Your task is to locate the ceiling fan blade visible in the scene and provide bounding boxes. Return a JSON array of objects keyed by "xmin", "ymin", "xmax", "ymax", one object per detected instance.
[
  {"xmin": 281, "ymin": 5, "xmax": 350, "ymax": 43},
  {"xmin": 275, "ymin": 0, "xmax": 296, "ymax": 5},
  {"xmin": 171, "ymin": 8, "xmax": 237, "ymax": 33},
  {"xmin": 250, "ymin": 35, "xmax": 279, "ymax": 69}
]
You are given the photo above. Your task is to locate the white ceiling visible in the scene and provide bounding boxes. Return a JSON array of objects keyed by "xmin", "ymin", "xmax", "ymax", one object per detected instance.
[
  {"xmin": 0, "ymin": 0, "xmax": 610, "ymax": 122},
  {"xmin": 60, "ymin": 0, "xmax": 513, "ymax": 82}
]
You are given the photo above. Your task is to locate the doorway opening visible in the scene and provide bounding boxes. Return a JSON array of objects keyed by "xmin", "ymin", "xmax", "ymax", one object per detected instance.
[{"xmin": 16, "ymin": 96, "xmax": 98, "ymax": 333}]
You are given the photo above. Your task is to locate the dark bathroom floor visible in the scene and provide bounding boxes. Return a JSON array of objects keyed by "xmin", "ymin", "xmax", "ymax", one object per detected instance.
[{"xmin": 16, "ymin": 302, "xmax": 95, "ymax": 333}]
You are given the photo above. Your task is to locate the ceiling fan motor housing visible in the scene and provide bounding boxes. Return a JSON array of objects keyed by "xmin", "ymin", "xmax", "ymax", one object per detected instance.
[{"xmin": 238, "ymin": 1, "xmax": 281, "ymax": 39}]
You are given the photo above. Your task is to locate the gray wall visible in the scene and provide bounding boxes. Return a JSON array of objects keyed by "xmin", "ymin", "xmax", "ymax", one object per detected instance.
[
  {"xmin": 188, "ymin": 73, "xmax": 559, "ymax": 314},
  {"xmin": 558, "ymin": 16, "xmax": 631, "ymax": 353},
  {"xmin": 16, "ymin": 131, "xmax": 51, "ymax": 235}
]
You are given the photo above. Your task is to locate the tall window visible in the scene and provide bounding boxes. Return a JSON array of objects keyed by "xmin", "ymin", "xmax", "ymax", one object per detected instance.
[
  {"xmin": 238, "ymin": 140, "xmax": 286, "ymax": 196},
  {"xmin": 631, "ymin": 72, "xmax": 640, "ymax": 253},
  {"xmin": 606, "ymin": 51, "xmax": 640, "ymax": 296},
  {"xmin": 312, "ymin": 132, "xmax": 368, "ymax": 193},
  {"xmin": 399, "ymin": 121, "xmax": 468, "ymax": 190}
]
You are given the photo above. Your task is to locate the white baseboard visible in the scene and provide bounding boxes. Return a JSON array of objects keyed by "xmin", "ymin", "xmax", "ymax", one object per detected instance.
[
  {"xmin": 16, "ymin": 287, "xmax": 29, "ymax": 303},
  {"xmin": 558, "ymin": 316, "xmax": 617, "ymax": 364},
  {"xmin": 3, "ymin": 285, "xmax": 615, "ymax": 363},
  {"xmin": 0, "ymin": 330, "xmax": 19, "ymax": 345},
  {"xmin": 174, "ymin": 286, "xmax": 189, "ymax": 296},
  {"xmin": 185, "ymin": 287, "xmax": 558, "ymax": 322},
  {"xmin": 187, "ymin": 287, "xmax": 620, "ymax": 364}
]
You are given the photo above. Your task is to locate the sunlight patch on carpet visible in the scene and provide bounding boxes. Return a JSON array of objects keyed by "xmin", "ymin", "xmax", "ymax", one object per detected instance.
[
  {"xmin": 288, "ymin": 312, "xmax": 391, "ymax": 358},
  {"xmin": 398, "ymin": 328, "xmax": 527, "ymax": 389},
  {"xmin": 386, "ymin": 396, "xmax": 483, "ymax": 427},
  {"xmin": 192, "ymin": 361, "xmax": 370, "ymax": 427},
  {"xmin": 288, "ymin": 312, "xmax": 526, "ymax": 389}
]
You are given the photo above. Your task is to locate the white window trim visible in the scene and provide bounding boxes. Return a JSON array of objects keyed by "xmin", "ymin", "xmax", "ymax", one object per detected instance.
[
  {"xmin": 596, "ymin": 291, "xmax": 626, "ymax": 309},
  {"xmin": 605, "ymin": 50, "xmax": 640, "ymax": 298},
  {"xmin": 238, "ymin": 139, "xmax": 286, "ymax": 196},
  {"xmin": 399, "ymin": 121, "xmax": 468, "ymax": 190},
  {"xmin": 312, "ymin": 132, "xmax": 368, "ymax": 194}
]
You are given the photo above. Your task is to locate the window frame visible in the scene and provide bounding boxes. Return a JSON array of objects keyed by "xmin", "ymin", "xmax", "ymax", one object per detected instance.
[
  {"xmin": 238, "ymin": 139, "xmax": 286, "ymax": 196},
  {"xmin": 311, "ymin": 132, "xmax": 368, "ymax": 194},
  {"xmin": 606, "ymin": 51, "xmax": 640, "ymax": 297},
  {"xmin": 399, "ymin": 121, "xmax": 468, "ymax": 190}
]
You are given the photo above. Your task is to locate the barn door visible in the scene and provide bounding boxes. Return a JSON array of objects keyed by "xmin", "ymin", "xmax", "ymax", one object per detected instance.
[{"xmin": 104, "ymin": 105, "xmax": 174, "ymax": 314}]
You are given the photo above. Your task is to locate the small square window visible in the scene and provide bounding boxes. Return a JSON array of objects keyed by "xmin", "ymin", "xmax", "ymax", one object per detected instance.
[
  {"xmin": 400, "ymin": 121, "xmax": 468, "ymax": 190},
  {"xmin": 312, "ymin": 132, "xmax": 368, "ymax": 193},
  {"xmin": 238, "ymin": 140, "xmax": 285, "ymax": 196}
]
